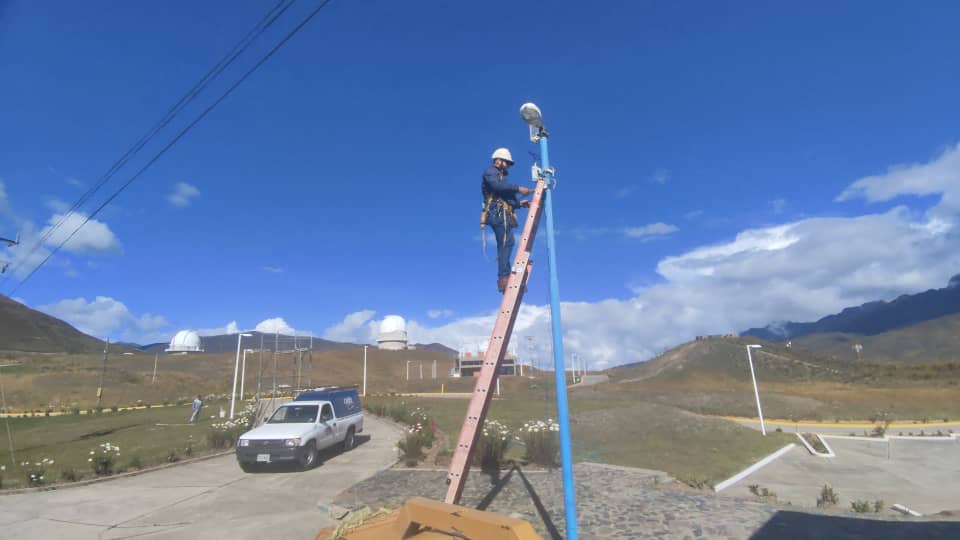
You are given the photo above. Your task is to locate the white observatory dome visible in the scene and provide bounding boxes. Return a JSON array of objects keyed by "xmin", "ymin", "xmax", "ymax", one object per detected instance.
[
  {"xmin": 377, "ymin": 315, "xmax": 408, "ymax": 351},
  {"xmin": 380, "ymin": 315, "xmax": 406, "ymax": 334},
  {"xmin": 166, "ymin": 330, "xmax": 202, "ymax": 352}
]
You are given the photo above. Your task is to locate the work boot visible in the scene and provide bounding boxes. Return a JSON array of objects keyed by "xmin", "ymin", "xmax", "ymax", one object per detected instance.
[{"xmin": 497, "ymin": 277, "xmax": 509, "ymax": 293}]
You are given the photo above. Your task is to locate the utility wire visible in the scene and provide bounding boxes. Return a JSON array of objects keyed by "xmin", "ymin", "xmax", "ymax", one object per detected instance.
[
  {"xmin": 11, "ymin": 0, "xmax": 335, "ymax": 294},
  {"xmin": 2, "ymin": 0, "xmax": 296, "ymax": 283}
]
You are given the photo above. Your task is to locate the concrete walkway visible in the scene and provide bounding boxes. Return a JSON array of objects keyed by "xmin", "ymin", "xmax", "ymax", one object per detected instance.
[
  {"xmin": 0, "ymin": 416, "xmax": 403, "ymax": 540},
  {"xmin": 336, "ymin": 463, "xmax": 960, "ymax": 539}
]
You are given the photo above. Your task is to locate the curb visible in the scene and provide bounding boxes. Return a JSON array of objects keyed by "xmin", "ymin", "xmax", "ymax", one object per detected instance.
[
  {"xmin": 0, "ymin": 450, "xmax": 234, "ymax": 496},
  {"xmin": 713, "ymin": 443, "xmax": 796, "ymax": 492},
  {"xmin": 795, "ymin": 433, "xmax": 835, "ymax": 458}
]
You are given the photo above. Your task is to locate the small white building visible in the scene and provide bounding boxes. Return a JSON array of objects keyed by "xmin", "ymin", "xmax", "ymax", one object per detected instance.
[
  {"xmin": 377, "ymin": 315, "xmax": 408, "ymax": 350},
  {"xmin": 166, "ymin": 330, "xmax": 203, "ymax": 352}
]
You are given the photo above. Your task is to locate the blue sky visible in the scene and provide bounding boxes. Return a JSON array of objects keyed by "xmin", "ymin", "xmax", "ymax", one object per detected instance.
[{"xmin": 2, "ymin": 1, "xmax": 959, "ymax": 367}]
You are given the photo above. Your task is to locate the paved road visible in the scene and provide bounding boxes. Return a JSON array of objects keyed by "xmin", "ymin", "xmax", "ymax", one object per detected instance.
[
  {"xmin": 719, "ymin": 436, "xmax": 960, "ymax": 516},
  {"xmin": 0, "ymin": 416, "xmax": 403, "ymax": 540}
]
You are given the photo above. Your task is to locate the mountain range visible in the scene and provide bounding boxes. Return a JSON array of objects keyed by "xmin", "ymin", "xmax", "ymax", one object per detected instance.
[{"xmin": 743, "ymin": 274, "xmax": 960, "ymax": 341}]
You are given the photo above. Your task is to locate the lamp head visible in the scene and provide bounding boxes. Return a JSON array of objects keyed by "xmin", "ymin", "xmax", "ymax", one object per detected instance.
[
  {"xmin": 747, "ymin": 344, "xmax": 762, "ymax": 349},
  {"xmin": 519, "ymin": 102, "xmax": 543, "ymax": 128},
  {"xmin": 240, "ymin": 333, "xmax": 253, "ymax": 337}
]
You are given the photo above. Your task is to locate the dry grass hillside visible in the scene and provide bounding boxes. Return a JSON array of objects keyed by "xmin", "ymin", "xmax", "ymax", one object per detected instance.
[
  {"xmin": 792, "ymin": 312, "xmax": 960, "ymax": 363},
  {"xmin": 602, "ymin": 336, "xmax": 960, "ymax": 421},
  {"xmin": 0, "ymin": 347, "xmax": 545, "ymax": 412},
  {"xmin": 0, "ymin": 294, "xmax": 136, "ymax": 354}
]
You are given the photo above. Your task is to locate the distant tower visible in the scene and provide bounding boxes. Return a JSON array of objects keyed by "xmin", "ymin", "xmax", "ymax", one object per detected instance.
[
  {"xmin": 377, "ymin": 315, "xmax": 408, "ymax": 350},
  {"xmin": 853, "ymin": 343, "xmax": 863, "ymax": 361}
]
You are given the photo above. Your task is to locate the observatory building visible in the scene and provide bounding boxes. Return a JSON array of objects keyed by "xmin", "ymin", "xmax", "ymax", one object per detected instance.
[
  {"xmin": 377, "ymin": 315, "xmax": 408, "ymax": 350},
  {"xmin": 166, "ymin": 330, "xmax": 203, "ymax": 352}
]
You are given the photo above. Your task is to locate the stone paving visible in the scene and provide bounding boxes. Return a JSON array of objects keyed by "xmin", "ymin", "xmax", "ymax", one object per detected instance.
[{"xmin": 334, "ymin": 462, "xmax": 960, "ymax": 539}]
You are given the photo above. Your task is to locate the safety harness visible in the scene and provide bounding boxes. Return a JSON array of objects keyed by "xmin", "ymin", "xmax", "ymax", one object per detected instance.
[{"xmin": 480, "ymin": 169, "xmax": 518, "ymax": 256}]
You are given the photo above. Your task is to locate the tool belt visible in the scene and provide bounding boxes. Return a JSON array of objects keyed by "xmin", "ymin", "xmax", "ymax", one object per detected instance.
[{"xmin": 480, "ymin": 195, "xmax": 518, "ymax": 229}]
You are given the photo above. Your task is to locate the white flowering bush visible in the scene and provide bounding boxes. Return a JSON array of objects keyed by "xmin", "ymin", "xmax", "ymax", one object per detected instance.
[
  {"xmin": 475, "ymin": 420, "xmax": 512, "ymax": 470},
  {"xmin": 519, "ymin": 419, "xmax": 559, "ymax": 467},
  {"xmin": 23, "ymin": 457, "xmax": 54, "ymax": 485},
  {"xmin": 0, "ymin": 464, "xmax": 5, "ymax": 488},
  {"xmin": 397, "ymin": 422, "xmax": 428, "ymax": 466},
  {"xmin": 208, "ymin": 403, "xmax": 255, "ymax": 448},
  {"xmin": 90, "ymin": 442, "xmax": 120, "ymax": 475}
]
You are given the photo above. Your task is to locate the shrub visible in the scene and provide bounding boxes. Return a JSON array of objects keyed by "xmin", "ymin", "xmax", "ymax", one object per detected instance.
[
  {"xmin": 817, "ymin": 484, "xmax": 839, "ymax": 507},
  {"xmin": 185, "ymin": 436, "xmax": 194, "ymax": 457},
  {"xmin": 72, "ymin": 407, "xmax": 81, "ymax": 415},
  {"xmin": 474, "ymin": 420, "xmax": 511, "ymax": 470},
  {"xmin": 434, "ymin": 448, "xmax": 452, "ymax": 467},
  {"xmin": 60, "ymin": 468, "xmax": 79, "ymax": 482},
  {"xmin": 397, "ymin": 431, "xmax": 425, "ymax": 466},
  {"xmin": 166, "ymin": 450, "xmax": 180, "ymax": 463},
  {"xmin": 851, "ymin": 499, "xmax": 883, "ymax": 513},
  {"xmin": 90, "ymin": 442, "xmax": 121, "ymax": 475},
  {"xmin": 128, "ymin": 455, "xmax": 143, "ymax": 470},
  {"xmin": 23, "ymin": 458, "xmax": 54, "ymax": 485},
  {"xmin": 0, "ymin": 464, "xmax": 4, "ymax": 488},
  {"xmin": 208, "ymin": 412, "xmax": 254, "ymax": 449},
  {"xmin": 519, "ymin": 419, "xmax": 559, "ymax": 467},
  {"xmin": 111, "ymin": 405, "xmax": 119, "ymax": 412},
  {"xmin": 748, "ymin": 484, "xmax": 777, "ymax": 500}
]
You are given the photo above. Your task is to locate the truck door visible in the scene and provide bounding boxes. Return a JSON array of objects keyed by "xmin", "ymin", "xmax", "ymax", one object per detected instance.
[{"xmin": 316, "ymin": 403, "xmax": 337, "ymax": 450}]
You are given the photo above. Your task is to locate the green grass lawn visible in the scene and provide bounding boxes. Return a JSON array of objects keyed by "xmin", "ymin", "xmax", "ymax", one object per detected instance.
[
  {"xmin": 363, "ymin": 393, "xmax": 793, "ymax": 485},
  {"xmin": 0, "ymin": 399, "xmax": 242, "ymax": 489}
]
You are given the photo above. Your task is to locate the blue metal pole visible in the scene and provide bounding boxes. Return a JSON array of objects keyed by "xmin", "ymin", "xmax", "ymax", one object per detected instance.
[{"xmin": 540, "ymin": 134, "xmax": 579, "ymax": 540}]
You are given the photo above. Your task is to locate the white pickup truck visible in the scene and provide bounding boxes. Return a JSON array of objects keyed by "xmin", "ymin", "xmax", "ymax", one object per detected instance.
[{"xmin": 235, "ymin": 388, "xmax": 364, "ymax": 471}]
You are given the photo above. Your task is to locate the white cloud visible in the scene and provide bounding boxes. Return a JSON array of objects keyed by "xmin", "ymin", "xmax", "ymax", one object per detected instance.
[
  {"xmin": 66, "ymin": 177, "xmax": 82, "ymax": 187},
  {"xmin": 40, "ymin": 212, "xmax": 121, "ymax": 254},
  {"xmin": 624, "ymin": 222, "xmax": 678, "ymax": 240},
  {"xmin": 0, "ymin": 179, "xmax": 11, "ymax": 220},
  {"xmin": 263, "ymin": 266, "xmax": 284, "ymax": 274},
  {"xmin": 684, "ymin": 210, "xmax": 704, "ymax": 220},
  {"xmin": 37, "ymin": 296, "xmax": 170, "ymax": 344},
  {"xmin": 167, "ymin": 182, "xmax": 200, "ymax": 208},
  {"xmin": 651, "ymin": 168, "xmax": 670, "ymax": 185},
  {"xmin": 197, "ymin": 321, "xmax": 240, "ymax": 336},
  {"xmin": 323, "ymin": 310, "xmax": 377, "ymax": 342},
  {"xmin": 325, "ymin": 145, "xmax": 960, "ymax": 370},
  {"xmin": 427, "ymin": 309, "xmax": 454, "ymax": 319},
  {"xmin": 837, "ymin": 142, "xmax": 960, "ymax": 209},
  {"xmin": 45, "ymin": 198, "xmax": 70, "ymax": 214},
  {"xmin": 255, "ymin": 317, "xmax": 298, "ymax": 335},
  {"xmin": 614, "ymin": 185, "xmax": 638, "ymax": 198}
]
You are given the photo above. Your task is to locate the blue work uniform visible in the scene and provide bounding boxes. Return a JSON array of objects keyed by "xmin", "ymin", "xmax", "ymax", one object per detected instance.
[{"xmin": 481, "ymin": 165, "xmax": 524, "ymax": 279}]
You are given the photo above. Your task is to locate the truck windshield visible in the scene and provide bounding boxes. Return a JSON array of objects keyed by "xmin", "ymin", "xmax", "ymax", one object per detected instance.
[{"xmin": 267, "ymin": 405, "xmax": 319, "ymax": 424}]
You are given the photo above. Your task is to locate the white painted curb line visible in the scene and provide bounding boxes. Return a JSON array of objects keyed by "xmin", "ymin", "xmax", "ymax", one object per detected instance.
[
  {"xmin": 714, "ymin": 443, "xmax": 795, "ymax": 492},
  {"xmin": 795, "ymin": 432, "xmax": 835, "ymax": 457}
]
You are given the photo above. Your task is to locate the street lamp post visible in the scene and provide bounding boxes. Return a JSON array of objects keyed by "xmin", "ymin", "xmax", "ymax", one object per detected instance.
[
  {"xmin": 362, "ymin": 345, "xmax": 368, "ymax": 396},
  {"xmin": 230, "ymin": 333, "xmax": 253, "ymax": 419},
  {"xmin": 746, "ymin": 344, "xmax": 766, "ymax": 435},
  {"xmin": 520, "ymin": 102, "xmax": 579, "ymax": 540},
  {"xmin": 240, "ymin": 348, "xmax": 256, "ymax": 402}
]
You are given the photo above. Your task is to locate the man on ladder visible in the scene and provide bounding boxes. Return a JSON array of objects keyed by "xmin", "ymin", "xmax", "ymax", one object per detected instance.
[{"xmin": 482, "ymin": 148, "xmax": 532, "ymax": 293}]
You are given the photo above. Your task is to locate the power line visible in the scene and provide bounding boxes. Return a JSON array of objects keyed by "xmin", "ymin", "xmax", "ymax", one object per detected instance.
[
  {"xmin": 10, "ymin": 0, "xmax": 335, "ymax": 293},
  {"xmin": 3, "ymin": 0, "xmax": 297, "ymax": 284}
]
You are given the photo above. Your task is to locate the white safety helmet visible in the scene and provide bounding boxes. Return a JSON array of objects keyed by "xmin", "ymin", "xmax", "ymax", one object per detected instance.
[{"xmin": 491, "ymin": 148, "xmax": 514, "ymax": 164}]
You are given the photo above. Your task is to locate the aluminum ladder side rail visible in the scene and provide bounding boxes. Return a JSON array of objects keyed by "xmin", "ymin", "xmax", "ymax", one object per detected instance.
[{"xmin": 444, "ymin": 176, "xmax": 547, "ymax": 505}]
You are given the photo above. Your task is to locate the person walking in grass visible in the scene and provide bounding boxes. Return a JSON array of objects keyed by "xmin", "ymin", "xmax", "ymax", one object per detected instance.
[{"xmin": 189, "ymin": 395, "xmax": 203, "ymax": 423}]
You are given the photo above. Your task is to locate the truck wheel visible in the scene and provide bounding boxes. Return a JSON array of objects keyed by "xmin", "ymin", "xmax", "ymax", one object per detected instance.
[
  {"xmin": 240, "ymin": 462, "xmax": 257, "ymax": 473},
  {"xmin": 298, "ymin": 441, "xmax": 317, "ymax": 470},
  {"xmin": 342, "ymin": 427, "xmax": 355, "ymax": 452}
]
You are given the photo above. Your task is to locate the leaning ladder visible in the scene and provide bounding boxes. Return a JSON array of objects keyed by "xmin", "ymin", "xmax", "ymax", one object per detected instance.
[{"xmin": 445, "ymin": 174, "xmax": 547, "ymax": 504}]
